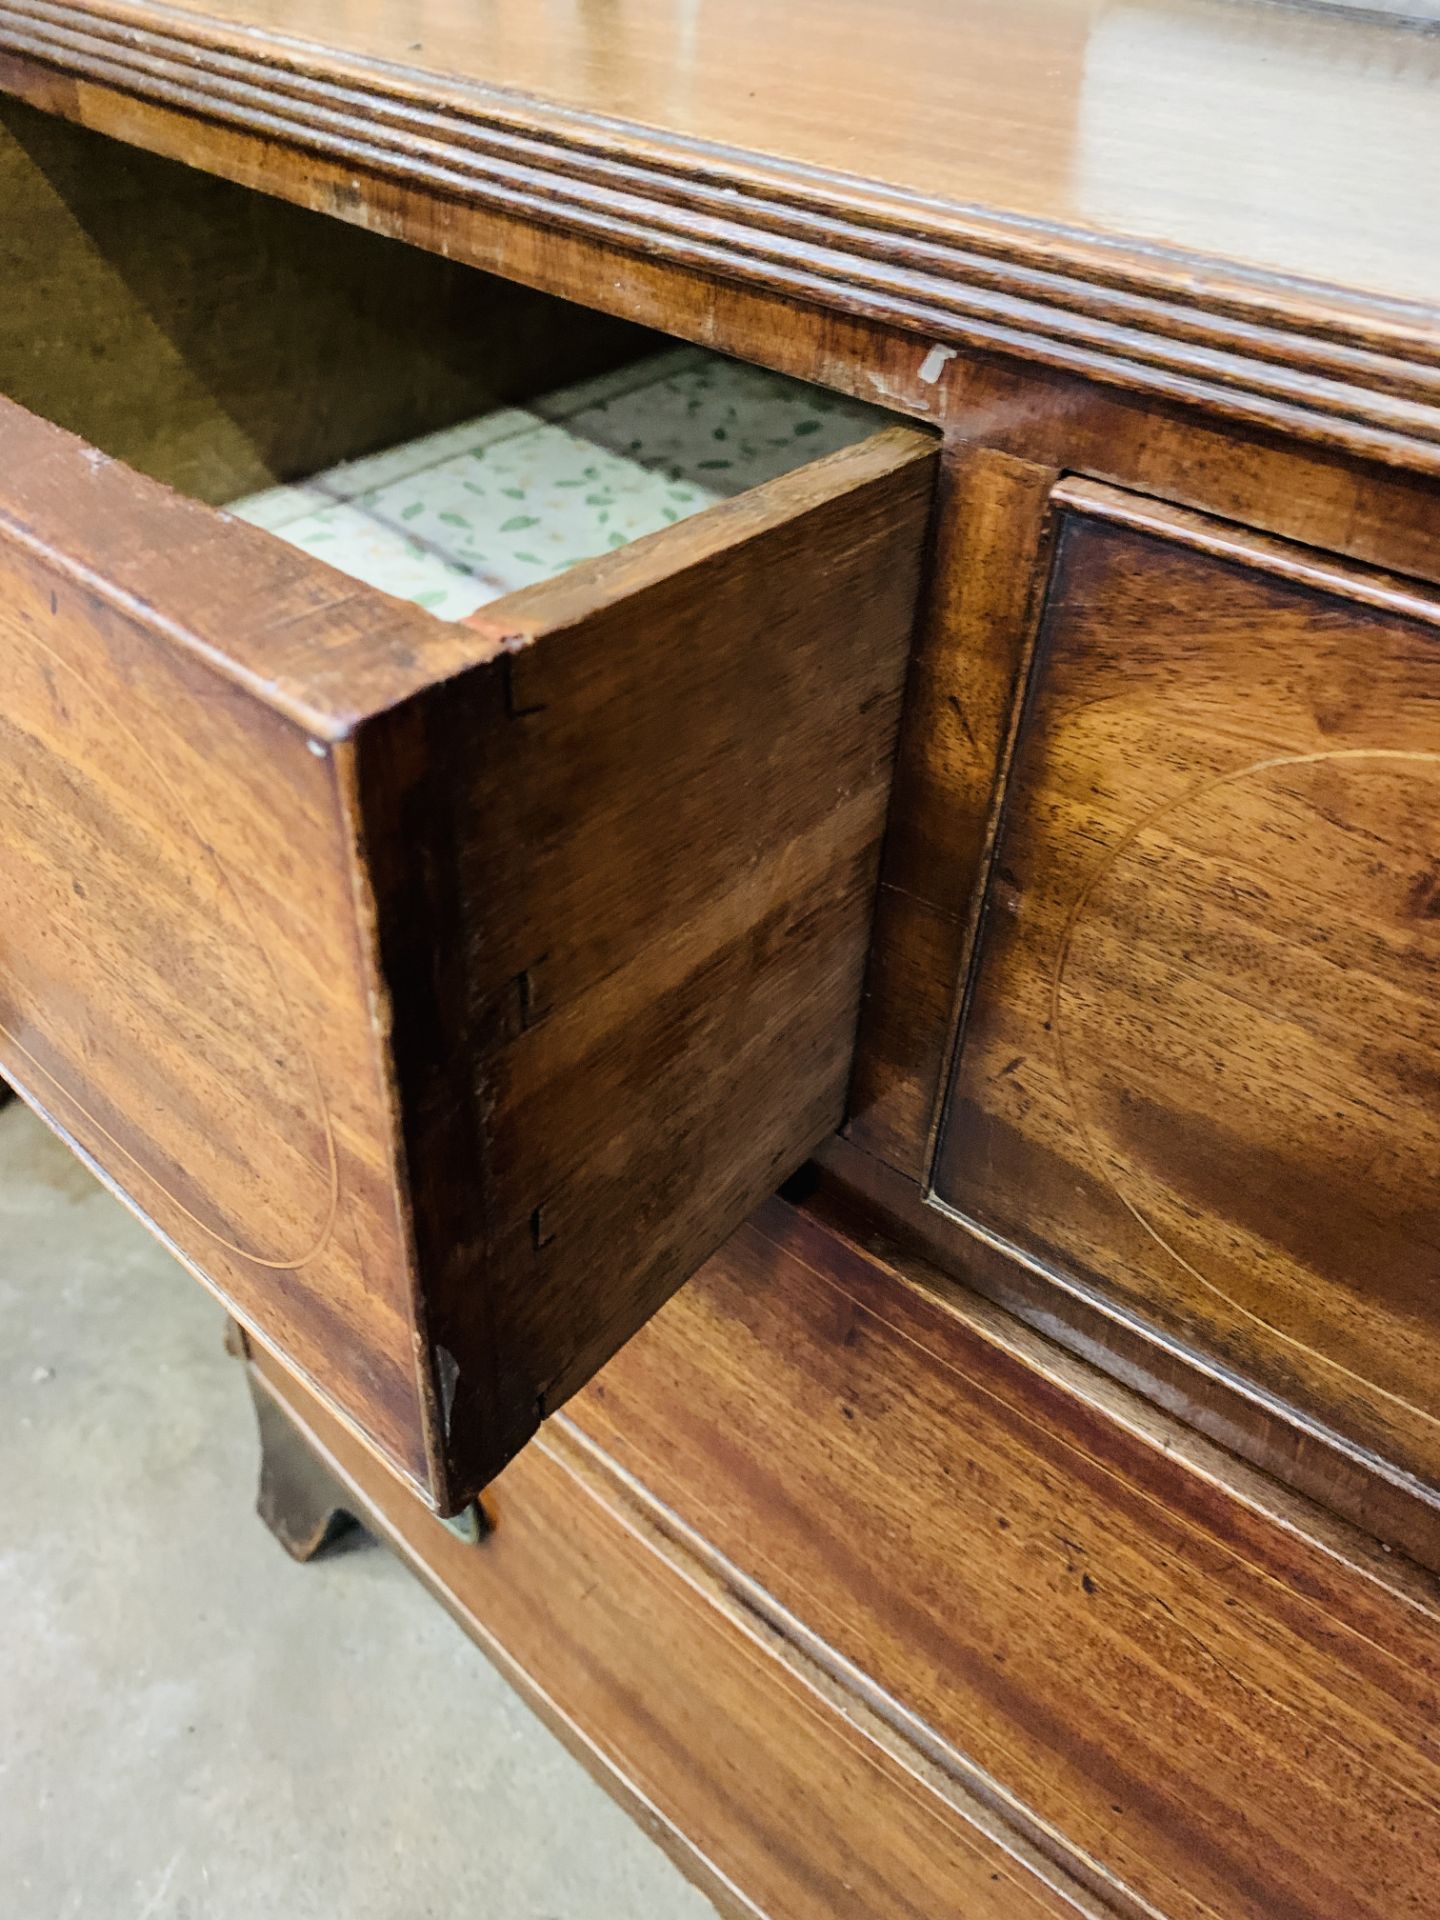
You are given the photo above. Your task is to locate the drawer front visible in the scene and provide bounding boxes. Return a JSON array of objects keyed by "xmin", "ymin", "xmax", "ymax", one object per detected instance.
[
  {"xmin": 246, "ymin": 1343, "xmax": 1096, "ymax": 1920},
  {"xmin": 580, "ymin": 1198, "xmax": 1440, "ymax": 1920},
  {"xmin": 0, "ymin": 408, "xmax": 435, "ymax": 1485},
  {"xmin": 934, "ymin": 481, "xmax": 1440, "ymax": 1491},
  {"xmin": 0, "ymin": 395, "xmax": 935, "ymax": 1505}
]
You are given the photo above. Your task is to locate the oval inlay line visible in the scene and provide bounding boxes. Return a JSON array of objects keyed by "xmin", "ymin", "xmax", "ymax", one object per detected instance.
[{"xmin": 1050, "ymin": 746, "xmax": 1440, "ymax": 1435}]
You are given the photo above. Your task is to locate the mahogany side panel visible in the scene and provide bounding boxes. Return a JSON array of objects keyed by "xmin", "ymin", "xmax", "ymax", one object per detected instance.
[{"xmin": 847, "ymin": 445, "xmax": 1058, "ymax": 1175}]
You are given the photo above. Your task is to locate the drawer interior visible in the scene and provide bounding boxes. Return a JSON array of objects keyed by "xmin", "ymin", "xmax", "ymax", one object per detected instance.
[
  {"xmin": 0, "ymin": 94, "xmax": 652, "ymax": 501},
  {"xmin": 229, "ymin": 349, "xmax": 887, "ymax": 619},
  {"xmin": 1, "ymin": 93, "xmax": 886, "ymax": 595},
  {"xmin": 0, "ymin": 94, "xmax": 936, "ymax": 1508}
]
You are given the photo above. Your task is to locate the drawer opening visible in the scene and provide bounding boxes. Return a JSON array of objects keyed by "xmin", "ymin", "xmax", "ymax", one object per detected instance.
[
  {"xmin": 0, "ymin": 92, "xmax": 890, "ymax": 605},
  {"xmin": 0, "ymin": 94, "xmax": 657, "ymax": 505}
]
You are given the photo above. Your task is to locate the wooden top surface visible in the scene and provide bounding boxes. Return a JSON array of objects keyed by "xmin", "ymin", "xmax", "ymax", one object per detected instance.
[
  {"xmin": 3, "ymin": 0, "xmax": 1440, "ymax": 454},
  {"xmin": 13, "ymin": 0, "xmax": 1440, "ymax": 304}
]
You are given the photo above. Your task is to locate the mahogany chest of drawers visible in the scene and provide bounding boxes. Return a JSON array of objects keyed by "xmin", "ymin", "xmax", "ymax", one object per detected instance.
[{"xmin": 1, "ymin": 3, "xmax": 1437, "ymax": 1915}]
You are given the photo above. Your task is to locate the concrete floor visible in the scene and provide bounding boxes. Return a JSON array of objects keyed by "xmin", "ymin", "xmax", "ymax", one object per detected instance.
[{"xmin": 0, "ymin": 1098, "xmax": 715, "ymax": 1920}]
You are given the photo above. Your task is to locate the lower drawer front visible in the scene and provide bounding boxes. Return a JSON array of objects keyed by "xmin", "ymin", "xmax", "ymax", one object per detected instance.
[
  {"xmin": 253, "ymin": 1198, "xmax": 1440, "ymax": 1920},
  {"xmin": 579, "ymin": 1201, "xmax": 1440, "ymax": 1920},
  {"xmin": 0, "ymin": 394, "xmax": 935, "ymax": 1507},
  {"xmin": 248, "ymin": 1347, "xmax": 1093, "ymax": 1920}
]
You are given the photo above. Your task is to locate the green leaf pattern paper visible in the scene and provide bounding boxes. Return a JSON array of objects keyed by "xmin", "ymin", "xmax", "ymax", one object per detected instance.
[{"xmin": 228, "ymin": 347, "xmax": 887, "ymax": 622}]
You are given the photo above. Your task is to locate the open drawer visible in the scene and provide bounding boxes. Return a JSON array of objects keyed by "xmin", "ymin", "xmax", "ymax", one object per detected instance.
[{"xmin": 0, "ymin": 100, "xmax": 936, "ymax": 1508}]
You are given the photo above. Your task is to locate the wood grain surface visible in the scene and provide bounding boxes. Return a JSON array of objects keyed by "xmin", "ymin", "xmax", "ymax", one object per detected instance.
[
  {"xmin": 250, "ymin": 1195, "xmax": 1440, "ymax": 1920},
  {"xmin": 0, "ymin": 389, "xmax": 933, "ymax": 1507},
  {"xmin": 0, "ymin": 397, "xmax": 442, "ymax": 1490},
  {"xmin": 7, "ymin": 87, "xmax": 1435, "ymax": 1546},
  {"xmin": 847, "ymin": 445, "xmax": 1059, "ymax": 1178},
  {"xmin": 936, "ymin": 483, "xmax": 1440, "ymax": 1496},
  {"xmin": 1, "ymin": 0, "xmax": 1439, "ymax": 464},
  {"xmin": 834, "ymin": 436, "xmax": 1440, "ymax": 1565},
  {"xmin": 249, "ymin": 1346, "xmax": 1108, "ymax": 1920},
  {"xmin": 580, "ymin": 1198, "xmax": 1440, "ymax": 1920},
  {"xmin": 365, "ymin": 426, "xmax": 937, "ymax": 1498}
]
